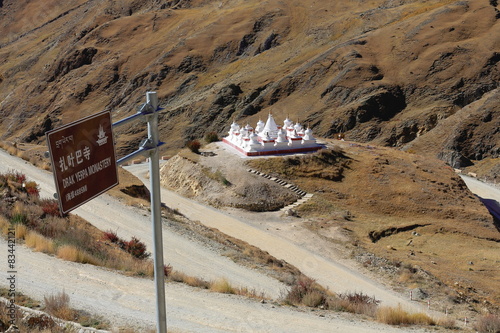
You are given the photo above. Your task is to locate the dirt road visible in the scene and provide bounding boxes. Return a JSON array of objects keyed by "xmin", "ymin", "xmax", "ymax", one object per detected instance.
[
  {"xmin": 0, "ymin": 149, "xmax": 438, "ymax": 332},
  {"xmin": 126, "ymin": 161, "xmax": 425, "ymax": 312},
  {"xmin": 461, "ymin": 175, "xmax": 500, "ymax": 202},
  {"xmin": 0, "ymin": 149, "xmax": 285, "ymax": 298},
  {"xmin": 1, "ymin": 238, "xmax": 433, "ymax": 332}
]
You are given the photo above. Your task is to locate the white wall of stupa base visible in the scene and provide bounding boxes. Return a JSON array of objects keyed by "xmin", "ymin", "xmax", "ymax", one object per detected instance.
[{"xmin": 223, "ymin": 114, "xmax": 323, "ymax": 157}]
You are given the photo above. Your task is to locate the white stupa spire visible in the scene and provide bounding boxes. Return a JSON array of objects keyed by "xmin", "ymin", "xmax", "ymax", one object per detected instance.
[{"xmin": 259, "ymin": 113, "xmax": 279, "ymax": 139}]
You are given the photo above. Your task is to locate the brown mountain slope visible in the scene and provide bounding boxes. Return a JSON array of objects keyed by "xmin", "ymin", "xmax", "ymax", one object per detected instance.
[{"xmin": 0, "ymin": 0, "xmax": 498, "ymax": 176}]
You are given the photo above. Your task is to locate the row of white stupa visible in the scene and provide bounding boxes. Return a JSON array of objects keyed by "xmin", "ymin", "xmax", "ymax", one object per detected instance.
[{"xmin": 223, "ymin": 114, "xmax": 322, "ymax": 156}]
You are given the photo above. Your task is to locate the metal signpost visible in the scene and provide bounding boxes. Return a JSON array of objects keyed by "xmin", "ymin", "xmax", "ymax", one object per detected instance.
[
  {"xmin": 46, "ymin": 92, "xmax": 167, "ymax": 332},
  {"xmin": 113, "ymin": 92, "xmax": 167, "ymax": 333},
  {"xmin": 46, "ymin": 111, "xmax": 118, "ymax": 214}
]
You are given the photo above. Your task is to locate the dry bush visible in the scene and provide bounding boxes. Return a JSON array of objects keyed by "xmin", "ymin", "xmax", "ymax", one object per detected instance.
[
  {"xmin": 282, "ymin": 275, "xmax": 328, "ymax": 307},
  {"xmin": 44, "ymin": 291, "xmax": 76, "ymax": 321},
  {"xmin": 328, "ymin": 292, "xmax": 379, "ymax": 316},
  {"xmin": 37, "ymin": 215, "xmax": 67, "ymax": 239},
  {"xmin": 204, "ymin": 131, "xmax": 219, "ymax": 143},
  {"xmin": 186, "ymin": 140, "xmax": 201, "ymax": 154},
  {"xmin": 24, "ymin": 180, "xmax": 39, "ymax": 197},
  {"xmin": 302, "ymin": 290, "xmax": 326, "ymax": 308},
  {"xmin": 436, "ymin": 317, "xmax": 456, "ymax": 329},
  {"xmin": 130, "ymin": 259, "xmax": 154, "ymax": 277},
  {"xmin": 25, "ymin": 231, "xmax": 55, "ymax": 254},
  {"xmin": 376, "ymin": 305, "xmax": 435, "ymax": 326},
  {"xmin": 24, "ymin": 203, "xmax": 43, "ymax": 223},
  {"xmin": 102, "ymin": 254, "xmax": 154, "ymax": 277},
  {"xmin": 41, "ymin": 161, "xmax": 52, "ymax": 171},
  {"xmin": 5, "ymin": 145, "xmax": 17, "ymax": 156},
  {"xmin": 210, "ymin": 278, "xmax": 235, "ymax": 294},
  {"xmin": 474, "ymin": 314, "xmax": 500, "ymax": 333},
  {"xmin": 233, "ymin": 286, "xmax": 266, "ymax": 299}
]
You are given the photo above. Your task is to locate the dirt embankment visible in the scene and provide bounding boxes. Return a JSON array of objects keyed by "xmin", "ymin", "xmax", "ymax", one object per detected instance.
[{"xmin": 159, "ymin": 149, "xmax": 300, "ymax": 211}]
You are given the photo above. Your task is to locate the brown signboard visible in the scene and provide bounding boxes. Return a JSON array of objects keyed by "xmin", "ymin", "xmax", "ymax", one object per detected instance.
[{"xmin": 46, "ymin": 111, "xmax": 118, "ymax": 214}]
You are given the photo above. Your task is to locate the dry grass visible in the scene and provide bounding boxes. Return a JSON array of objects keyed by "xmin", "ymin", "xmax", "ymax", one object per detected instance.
[
  {"xmin": 168, "ymin": 270, "xmax": 210, "ymax": 289},
  {"xmin": 25, "ymin": 231, "xmax": 55, "ymax": 254},
  {"xmin": 0, "ymin": 215, "xmax": 9, "ymax": 234},
  {"xmin": 210, "ymin": 278, "xmax": 235, "ymax": 294},
  {"xmin": 14, "ymin": 223, "xmax": 28, "ymax": 239},
  {"xmin": 376, "ymin": 305, "xmax": 435, "ymax": 326},
  {"xmin": 56, "ymin": 245, "xmax": 101, "ymax": 265},
  {"xmin": 302, "ymin": 290, "xmax": 327, "ymax": 308},
  {"xmin": 474, "ymin": 314, "xmax": 500, "ymax": 333},
  {"xmin": 44, "ymin": 291, "xmax": 76, "ymax": 321}
]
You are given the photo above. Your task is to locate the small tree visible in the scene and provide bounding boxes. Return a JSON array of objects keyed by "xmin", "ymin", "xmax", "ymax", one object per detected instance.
[
  {"xmin": 187, "ymin": 140, "xmax": 201, "ymax": 154},
  {"xmin": 204, "ymin": 131, "xmax": 219, "ymax": 143}
]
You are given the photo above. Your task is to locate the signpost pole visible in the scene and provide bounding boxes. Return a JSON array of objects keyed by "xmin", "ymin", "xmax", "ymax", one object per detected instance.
[{"xmin": 145, "ymin": 92, "xmax": 167, "ymax": 333}]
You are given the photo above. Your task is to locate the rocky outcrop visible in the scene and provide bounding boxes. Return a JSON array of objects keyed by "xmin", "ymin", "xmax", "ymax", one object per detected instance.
[{"xmin": 48, "ymin": 47, "xmax": 98, "ymax": 82}]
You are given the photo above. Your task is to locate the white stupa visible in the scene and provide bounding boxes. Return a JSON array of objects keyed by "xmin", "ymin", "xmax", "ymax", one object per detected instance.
[{"xmin": 223, "ymin": 114, "xmax": 322, "ymax": 156}]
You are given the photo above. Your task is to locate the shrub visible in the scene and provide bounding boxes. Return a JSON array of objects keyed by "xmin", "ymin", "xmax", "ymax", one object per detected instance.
[
  {"xmin": 9, "ymin": 171, "xmax": 26, "ymax": 184},
  {"xmin": 186, "ymin": 140, "xmax": 201, "ymax": 154},
  {"xmin": 0, "ymin": 215, "xmax": 9, "ymax": 234},
  {"xmin": 124, "ymin": 237, "xmax": 150, "ymax": 260},
  {"xmin": 436, "ymin": 317, "xmax": 456, "ymax": 329},
  {"xmin": 24, "ymin": 181, "xmax": 39, "ymax": 197},
  {"xmin": 474, "ymin": 314, "xmax": 500, "ymax": 333},
  {"xmin": 26, "ymin": 313, "xmax": 56, "ymax": 330},
  {"xmin": 329, "ymin": 292, "xmax": 379, "ymax": 316},
  {"xmin": 302, "ymin": 290, "xmax": 326, "ymax": 307},
  {"xmin": 103, "ymin": 230, "xmax": 120, "ymax": 243},
  {"xmin": 204, "ymin": 131, "xmax": 219, "ymax": 143},
  {"xmin": 37, "ymin": 215, "xmax": 67, "ymax": 239},
  {"xmin": 40, "ymin": 199, "xmax": 61, "ymax": 217},
  {"xmin": 283, "ymin": 275, "xmax": 328, "ymax": 307}
]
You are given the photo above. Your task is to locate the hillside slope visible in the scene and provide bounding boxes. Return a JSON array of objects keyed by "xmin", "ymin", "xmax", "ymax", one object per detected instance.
[{"xmin": 0, "ymin": 0, "xmax": 498, "ymax": 177}]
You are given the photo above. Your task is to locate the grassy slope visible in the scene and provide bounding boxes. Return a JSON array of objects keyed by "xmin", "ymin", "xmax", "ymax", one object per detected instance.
[
  {"xmin": 248, "ymin": 141, "xmax": 500, "ymax": 309},
  {"xmin": 0, "ymin": 0, "xmax": 498, "ymax": 175}
]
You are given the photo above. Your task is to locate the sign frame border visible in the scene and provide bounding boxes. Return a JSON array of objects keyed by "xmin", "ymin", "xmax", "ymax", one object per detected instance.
[{"xmin": 46, "ymin": 110, "xmax": 118, "ymax": 214}]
